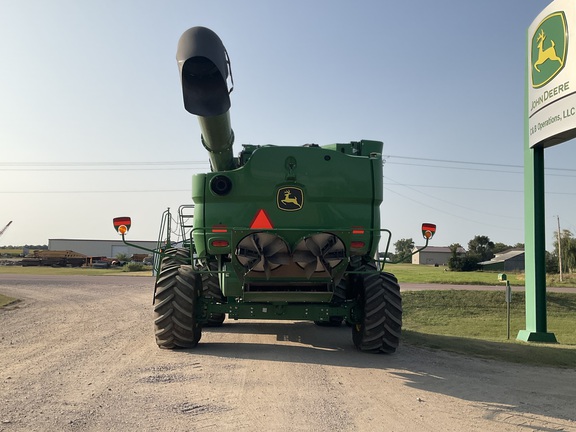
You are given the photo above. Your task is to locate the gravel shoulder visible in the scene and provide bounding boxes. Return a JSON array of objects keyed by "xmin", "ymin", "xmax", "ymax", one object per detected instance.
[{"xmin": 1, "ymin": 274, "xmax": 575, "ymax": 432}]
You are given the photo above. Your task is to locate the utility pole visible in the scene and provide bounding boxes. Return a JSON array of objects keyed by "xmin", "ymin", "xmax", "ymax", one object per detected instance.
[
  {"xmin": 0, "ymin": 221, "xmax": 12, "ymax": 238},
  {"xmin": 557, "ymin": 215, "xmax": 563, "ymax": 282}
]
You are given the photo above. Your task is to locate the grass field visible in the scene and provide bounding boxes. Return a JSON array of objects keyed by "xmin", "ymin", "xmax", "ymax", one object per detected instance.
[
  {"xmin": 385, "ymin": 263, "xmax": 576, "ymax": 287},
  {"xmin": 0, "ymin": 247, "xmax": 24, "ymax": 258},
  {"xmin": 402, "ymin": 290, "xmax": 576, "ymax": 367}
]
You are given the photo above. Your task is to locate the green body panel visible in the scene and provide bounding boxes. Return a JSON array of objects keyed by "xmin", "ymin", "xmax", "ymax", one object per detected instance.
[{"xmin": 191, "ymin": 140, "xmax": 383, "ymax": 301}]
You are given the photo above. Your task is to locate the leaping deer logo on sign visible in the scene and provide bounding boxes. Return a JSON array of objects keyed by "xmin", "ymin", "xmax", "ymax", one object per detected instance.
[
  {"xmin": 534, "ymin": 30, "xmax": 563, "ymax": 72},
  {"xmin": 531, "ymin": 11, "xmax": 567, "ymax": 89}
]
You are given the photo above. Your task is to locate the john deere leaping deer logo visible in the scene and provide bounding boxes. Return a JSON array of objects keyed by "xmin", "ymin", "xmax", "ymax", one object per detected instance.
[
  {"xmin": 534, "ymin": 30, "xmax": 563, "ymax": 72},
  {"xmin": 531, "ymin": 12, "xmax": 567, "ymax": 89},
  {"xmin": 277, "ymin": 187, "xmax": 303, "ymax": 211}
]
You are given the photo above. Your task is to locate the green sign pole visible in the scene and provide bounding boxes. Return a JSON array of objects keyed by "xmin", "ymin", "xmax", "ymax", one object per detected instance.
[{"xmin": 517, "ymin": 142, "xmax": 557, "ymax": 342}]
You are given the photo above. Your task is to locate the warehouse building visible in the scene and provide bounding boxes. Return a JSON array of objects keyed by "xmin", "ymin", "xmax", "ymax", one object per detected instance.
[
  {"xmin": 478, "ymin": 249, "xmax": 525, "ymax": 272},
  {"xmin": 411, "ymin": 245, "xmax": 466, "ymax": 266},
  {"xmin": 48, "ymin": 239, "xmax": 157, "ymax": 259}
]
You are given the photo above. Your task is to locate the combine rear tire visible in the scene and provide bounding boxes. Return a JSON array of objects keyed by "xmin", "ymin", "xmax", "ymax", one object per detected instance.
[
  {"xmin": 352, "ymin": 262, "xmax": 402, "ymax": 353},
  {"xmin": 153, "ymin": 250, "xmax": 201, "ymax": 349}
]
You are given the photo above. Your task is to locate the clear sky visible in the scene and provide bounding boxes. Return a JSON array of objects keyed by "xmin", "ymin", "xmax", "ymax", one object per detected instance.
[{"xmin": 1, "ymin": 0, "xmax": 574, "ymax": 252}]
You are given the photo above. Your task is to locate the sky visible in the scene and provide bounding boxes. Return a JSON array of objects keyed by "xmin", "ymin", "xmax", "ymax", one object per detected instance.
[{"xmin": 1, "ymin": 0, "xmax": 575, "ymax": 252}]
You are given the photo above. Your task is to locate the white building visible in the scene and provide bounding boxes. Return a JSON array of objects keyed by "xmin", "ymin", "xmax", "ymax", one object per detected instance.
[{"xmin": 412, "ymin": 246, "xmax": 465, "ymax": 266}]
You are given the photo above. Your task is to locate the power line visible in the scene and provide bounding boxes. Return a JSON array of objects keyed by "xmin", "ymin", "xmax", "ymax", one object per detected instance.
[
  {"xmin": 384, "ymin": 181, "xmax": 522, "ymax": 194},
  {"xmin": 0, "ymin": 168, "xmax": 207, "ymax": 172},
  {"xmin": 384, "ymin": 182, "xmax": 576, "ymax": 195},
  {"xmin": 384, "ymin": 154, "xmax": 576, "ymax": 173},
  {"xmin": 0, "ymin": 190, "xmax": 190, "ymax": 194},
  {"xmin": 0, "ymin": 161, "xmax": 207, "ymax": 167},
  {"xmin": 2, "ymin": 154, "xmax": 576, "ymax": 173},
  {"xmin": 383, "ymin": 176, "xmax": 522, "ymax": 220},
  {"xmin": 384, "ymin": 154, "xmax": 523, "ymax": 169},
  {"xmin": 386, "ymin": 161, "xmax": 522, "ymax": 175},
  {"xmin": 383, "ymin": 187, "xmax": 522, "ymax": 232}
]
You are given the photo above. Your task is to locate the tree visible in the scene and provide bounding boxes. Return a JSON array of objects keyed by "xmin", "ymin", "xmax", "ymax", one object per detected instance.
[
  {"xmin": 492, "ymin": 242, "xmax": 511, "ymax": 254},
  {"xmin": 449, "ymin": 243, "xmax": 463, "ymax": 256},
  {"xmin": 545, "ymin": 250, "xmax": 559, "ymax": 274},
  {"xmin": 394, "ymin": 238, "xmax": 414, "ymax": 263},
  {"xmin": 448, "ymin": 243, "xmax": 479, "ymax": 271},
  {"xmin": 448, "ymin": 255, "xmax": 480, "ymax": 272},
  {"xmin": 449, "ymin": 236, "xmax": 496, "ymax": 272},
  {"xmin": 553, "ymin": 229, "xmax": 576, "ymax": 274},
  {"xmin": 467, "ymin": 235, "xmax": 495, "ymax": 262}
]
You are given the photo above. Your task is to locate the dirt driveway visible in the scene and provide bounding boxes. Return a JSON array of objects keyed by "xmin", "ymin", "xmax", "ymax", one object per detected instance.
[{"xmin": 1, "ymin": 274, "xmax": 575, "ymax": 432}]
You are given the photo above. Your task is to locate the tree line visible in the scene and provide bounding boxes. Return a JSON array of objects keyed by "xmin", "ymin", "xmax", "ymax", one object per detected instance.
[{"xmin": 0, "ymin": 245, "xmax": 48, "ymax": 250}]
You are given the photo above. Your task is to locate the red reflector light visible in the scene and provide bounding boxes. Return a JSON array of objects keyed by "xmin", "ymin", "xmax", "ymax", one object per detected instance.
[
  {"xmin": 113, "ymin": 217, "xmax": 131, "ymax": 233},
  {"xmin": 421, "ymin": 223, "xmax": 437, "ymax": 240},
  {"xmin": 250, "ymin": 209, "xmax": 273, "ymax": 229},
  {"xmin": 351, "ymin": 241, "xmax": 365, "ymax": 249},
  {"xmin": 212, "ymin": 225, "xmax": 227, "ymax": 233},
  {"xmin": 352, "ymin": 227, "xmax": 364, "ymax": 235},
  {"xmin": 211, "ymin": 240, "xmax": 229, "ymax": 247}
]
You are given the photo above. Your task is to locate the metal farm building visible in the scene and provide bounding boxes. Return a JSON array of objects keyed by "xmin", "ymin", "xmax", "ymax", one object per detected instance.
[{"xmin": 48, "ymin": 239, "xmax": 157, "ymax": 259}]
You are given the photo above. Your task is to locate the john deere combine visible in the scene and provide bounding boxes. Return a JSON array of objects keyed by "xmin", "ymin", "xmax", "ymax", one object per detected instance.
[{"xmin": 114, "ymin": 26, "xmax": 435, "ymax": 353}]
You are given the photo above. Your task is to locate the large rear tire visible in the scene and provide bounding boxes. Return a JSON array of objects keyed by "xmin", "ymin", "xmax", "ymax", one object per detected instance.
[
  {"xmin": 352, "ymin": 261, "xmax": 402, "ymax": 353},
  {"xmin": 153, "ymin": 249, "xmax": 202, "ymax": 349}
]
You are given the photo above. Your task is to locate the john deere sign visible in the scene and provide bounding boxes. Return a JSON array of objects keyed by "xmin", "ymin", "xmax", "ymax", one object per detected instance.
[
  {"xmin": 520, "ymin": 0, "xmax": 573, "ymax": 344},
  {"xmin": 528, "ymin": 1, "xmax": 576, "ymax": 148}
]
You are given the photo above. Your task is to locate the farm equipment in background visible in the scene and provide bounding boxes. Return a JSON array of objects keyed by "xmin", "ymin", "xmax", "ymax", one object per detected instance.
[
  {"xmin": 21, "ymin": 250, "xmax": 87, "ymax": 267},
  {"xmin": 114, "ymin": 26, "xmax": 435, "ymax": 353}
]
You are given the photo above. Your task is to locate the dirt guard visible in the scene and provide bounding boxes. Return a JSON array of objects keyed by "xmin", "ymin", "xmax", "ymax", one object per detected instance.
[{"xmin": 114, "ymin": 26, "xmax": 436, "ymax": 353}]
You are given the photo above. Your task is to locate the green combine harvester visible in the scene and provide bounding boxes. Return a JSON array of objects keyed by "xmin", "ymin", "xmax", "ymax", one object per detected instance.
[{"xmin": 114, "ymin": 26, "xmax": 435, "ymax": 353}]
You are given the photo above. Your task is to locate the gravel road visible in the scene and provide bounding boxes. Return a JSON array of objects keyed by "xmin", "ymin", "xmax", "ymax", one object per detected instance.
[{"xmin": 1, "ymin": 274, "xmax": 575, "ymax": 432}]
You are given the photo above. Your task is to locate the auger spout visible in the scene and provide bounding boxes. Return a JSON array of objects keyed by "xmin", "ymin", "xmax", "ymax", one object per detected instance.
[{"xmin": 176, "ymin": 26, "xmax": 235, "ymax": 171}]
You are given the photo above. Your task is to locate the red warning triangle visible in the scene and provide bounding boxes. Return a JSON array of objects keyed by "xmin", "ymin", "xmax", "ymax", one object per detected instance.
[{"xmin": 250, "ymin": 209, "xmax": 273, "ymax": 229}]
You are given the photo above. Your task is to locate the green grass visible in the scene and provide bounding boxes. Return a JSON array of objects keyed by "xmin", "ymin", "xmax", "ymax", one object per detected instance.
[
  {"xmin": 385, "ymin": 263, "xmax": 576, "ymax": 287},
  {"xmin": 0, "ymin": 248, "xmax": 23, "ymax": 257},
  {"xmin": 402, "ymin": 290, "xmax": 576, "ymax": 368},
  {"xmin": 385, "ymin": 263, "xmax": 525, "ymax": 285},
  {"xmin": 0, "ymin": 293, "xmax": 18, "ymax": 308}
]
